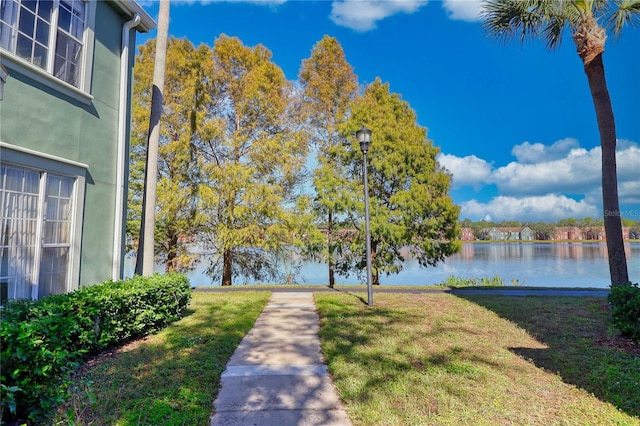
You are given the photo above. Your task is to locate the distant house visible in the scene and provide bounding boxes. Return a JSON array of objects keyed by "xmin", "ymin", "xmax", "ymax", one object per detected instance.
[
  {"xmin": 585, "ymin": 227, "xmax": 607, "ymax": 240},
  {"xmin": 1, "ymin": 1, "xmax": 155, "ymax": 302},
  {"xmin": 460, "ymin": 227, "xmax": 474, "ymax": 241},
  {"xmin": 520, "ymin": 227, "xmax": 534, "ymax": 241},
  {"xmin": 554, "ymin": 226, "xmax": 583, "ymax": 241},
  {"xmin": 584, "ymin": 226, "xmax": 631, "ymax": 241},
  {"xmin": 481, "ymin": 227, "xmax": 504, "ymax": 241},
  {"xmin": 481, "ymin": 227, "xmax": 533, "ymax": 241},
  {"xmin": 503, "ymin": 227, "xmax": 521, "ymax": 240}
]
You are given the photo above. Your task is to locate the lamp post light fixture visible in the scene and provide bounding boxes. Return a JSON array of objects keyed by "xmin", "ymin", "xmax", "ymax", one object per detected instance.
[{"xmin": 356, "ymin": 125, "xmax": 374, "ymax": 306}]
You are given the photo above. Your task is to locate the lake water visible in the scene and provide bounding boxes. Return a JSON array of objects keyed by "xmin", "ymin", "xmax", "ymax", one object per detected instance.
[{"xmin": 126, "ymin": 242, "xmax": 640, "ymax": 288}]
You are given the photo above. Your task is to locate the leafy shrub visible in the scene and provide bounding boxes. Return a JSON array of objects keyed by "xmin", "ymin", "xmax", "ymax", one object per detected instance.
[
  {"xmin": 608, "ymin": 282, "xmax": 640, "ymax": 341},
  {"xmin": 0, "ymin": 273, "xmax": 191, "ymax": 424}
]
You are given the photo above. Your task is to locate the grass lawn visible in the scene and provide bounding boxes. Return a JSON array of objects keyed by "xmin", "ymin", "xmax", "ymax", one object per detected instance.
[
  {"xmin": 54, "ymin": 289, "xmax": 639, "ymax": 425},
  {"xmin": 315, "ymin": 292, "xmax": 640, "ymax": 426},
  {"xmin": 53, "ymin": 292, "xmax": 270, "ymax": 425}
]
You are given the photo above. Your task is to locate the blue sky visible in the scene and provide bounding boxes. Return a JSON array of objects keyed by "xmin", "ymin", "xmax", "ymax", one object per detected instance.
[{"xmin": 136, "ymin": 0, "xmax": 640, "ymax": 223}]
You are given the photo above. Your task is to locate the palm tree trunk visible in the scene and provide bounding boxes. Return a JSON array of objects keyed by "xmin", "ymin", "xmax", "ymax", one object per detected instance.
[
  {"xmin": 328, "ymin": 210, "xmax": 335, "ymax": 288},
  {"xmin": 135, "ymin": 0, "xmax": 170, "ymax": 276},
  {"xmin": 583, "ymin": 53, "xmax": 629, "ymax": 286}
]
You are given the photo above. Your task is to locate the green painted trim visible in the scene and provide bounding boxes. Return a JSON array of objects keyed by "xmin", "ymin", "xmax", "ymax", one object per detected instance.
[
  {"xmin": 0, "ymin": 52, "xmax": 94, "ymax": 104},
  {"xmin": 0, "ymin": 142, "xmax": 89, "ymax": 170}
]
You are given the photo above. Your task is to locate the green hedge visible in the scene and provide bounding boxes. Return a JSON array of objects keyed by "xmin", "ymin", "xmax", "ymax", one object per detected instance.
[
  {"xmin": 0, "ymin": 273, "xmax": 191, "ymax": 423},
  {"xmin": 608, "ymin": 282, "xmax": 640, "ymax": 341}
]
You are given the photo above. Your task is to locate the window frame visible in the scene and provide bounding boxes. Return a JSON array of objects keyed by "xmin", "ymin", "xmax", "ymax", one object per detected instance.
[
  {"xmin": 38, "ymin": 172, "xmax": 77, "ymax": 298},
  {"xmin": 1, "ymin": 142, "xmax": 86, "ymax": 300},
  {"xmin": 0, "ymin": 0, "xmax": 96, "ymax": 103}
]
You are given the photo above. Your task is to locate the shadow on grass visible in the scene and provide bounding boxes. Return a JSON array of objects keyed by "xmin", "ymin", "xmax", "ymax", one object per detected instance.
[
  {"xmin": 315, "ymin": 294, "xmax": 513, "ymax": 421},
  {"xmin": 453, "ymin": 294, "xmax": 640, "ymax": 417},
  {"xmin": 330, "ymin": 286, "xmax": 369, "ymax": 305},
  {"xmin": 54, "ymin": 292, "xmax": 271, "ymax": 426}
]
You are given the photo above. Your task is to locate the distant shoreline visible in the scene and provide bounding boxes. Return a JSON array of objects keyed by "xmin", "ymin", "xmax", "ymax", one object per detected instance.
[{"xmin": 462, "ymin": 239, "xmax": 640, "ymax": 244}]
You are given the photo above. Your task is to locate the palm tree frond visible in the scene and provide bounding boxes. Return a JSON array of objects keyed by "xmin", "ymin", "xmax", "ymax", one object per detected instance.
[
  {"xmin": 542, "ymin": 16, "xmax": 568, "ymax": 48},
  {"xmin": 481, "ymin": 0, "xmax": 539, "ymax": 44},
  {"xmin": 606, "ymin": 0, "xmax": 640, "ymax": 36},
  {"xmin": 480, "ymin": 0, "xmax": 570, "ymax": 48},
  {"xmin": 593, "ymin": 0, "xmax": 611, "ymax": 15},
  {"xmin": 566, "ymin": 1, "xmax": 588, "ymax": 27}
]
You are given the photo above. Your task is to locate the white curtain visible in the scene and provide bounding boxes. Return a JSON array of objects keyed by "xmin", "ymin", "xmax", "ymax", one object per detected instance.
[
  {"xmin": 0, "ymin": 165, "xmax": 40, "ymax": 300},
  {"xmin": 1, "ymin": 166, "xmax": 74, "ymax": 300},
  {"xmin": 38, "ymin": 174, "xmax": 73, "ymax": 297}
]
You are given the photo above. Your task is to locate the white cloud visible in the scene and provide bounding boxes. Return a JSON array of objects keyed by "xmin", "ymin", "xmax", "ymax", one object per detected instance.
[
  {"xmin": 580, "ymin": 181, "xmax": 640, "ymax": 212},
  {"xmin": 330, "ymin": 0, "xmax": 426, "ymax": 31},
  {"xmin": 460, "ymin": 195, "xmax": 599, "ymax": 222},
  {"xmin": 144, "ymin": 0, "xmax": 473, "ymax": 30},
  {"xmin": 491, "ymin": 147, "xmax": 600, "ymax": 195},
  {"xmin": 143, "ymin": 0, "xmax": 286, "ymax": 5},
  {"xmin": 442, "ymin": 140, "xmax": 640, "ymax": 197},
  {"xmin": 511, "ymin": 137, "xmax": 580, "ymax": 164},
  {"xmin": 437, "ymin": 153, "xmax": 492, "ymax": 188},
  {"xmin": 616, "ymin": 141, "xmax": 640, "ymax": 183},
  {"xmin": 445, "ymin": 138, "xmax": 639, "ymax": 221},
  {"xmin": 590, "ymin": 179, "xmax": 640, "ymax": 206},
  {"xmin": 619, "ymin": 180, "xmax": 640, "ymax": 205},
  {"xmin": 492, "ymin": 142, "xmax": 640, "ymax": 196},
  {"xmin": 441, "ymin": 0, "xmax": 484, "ymax": 22}
]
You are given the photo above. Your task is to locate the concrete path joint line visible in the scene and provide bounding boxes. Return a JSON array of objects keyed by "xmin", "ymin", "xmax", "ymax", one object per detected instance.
[{"xmin": 222, "ymin": 364, "xmax": 329, "ymax": 377}]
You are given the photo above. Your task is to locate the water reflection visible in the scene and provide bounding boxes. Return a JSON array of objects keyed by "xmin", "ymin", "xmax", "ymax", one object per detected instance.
[
  {"xmin": 317, "ymin": 242, "xmax": 637, "ymax": 288},
  {"xmin": 466, "ymin": 242, "xmax": 618, "ymax": 261},
  {"xmin": 125, "ymin": 242, "xmax": 639, "ymax": 288},
  {"xmin": 417, "ymin": 243, "xmax": 637, "ymax": 288}
]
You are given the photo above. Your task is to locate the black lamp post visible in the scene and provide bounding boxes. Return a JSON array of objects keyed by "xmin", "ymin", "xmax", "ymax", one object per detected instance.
[{"xmin": 356, "ymin": 126, "xmax": 373, "ymax": 306}]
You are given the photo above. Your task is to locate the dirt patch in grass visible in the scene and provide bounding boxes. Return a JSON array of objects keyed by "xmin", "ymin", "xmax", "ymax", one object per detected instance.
[
  {"xmin": 587, "ymin": 301, "xmax": 640, "ymax": 356},
  {"xmin": 72, "ymin": 335, "xmax": 155, "ymax": 378},
  {"xmin": 593, "ymin": 334, "xmax": 640, "ymax": 356}
]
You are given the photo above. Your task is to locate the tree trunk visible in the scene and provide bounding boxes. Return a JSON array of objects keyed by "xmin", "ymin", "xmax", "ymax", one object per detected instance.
[
  {"xmin": 328, "ymin": 210, "xmax": 335, "ymax": 288},
  {"xmin": 165, "ymin": 232, "xmax": 178, "ymax": 273},
  {"xmin": 222, "ymin": 248, "xmax": 232, "ymax": 286},
  {"xmin": 371, "ymin": 240, "xmax": 379, "ymax": 285},
  {"xmin": 135, "ymin": 0, "xmax": 170, "ymax": 276},
  {"xmin": 372, "ymin": 270, "xmax": 380, "ymax": 286},
  {"xmin": 583, "ymin": 54, "xmax": 629, "ymax": 286}
]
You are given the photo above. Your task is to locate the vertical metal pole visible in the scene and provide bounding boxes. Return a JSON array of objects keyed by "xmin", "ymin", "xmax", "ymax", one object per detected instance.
[{"xmin": 363, "ymin": 151, "xmax": 373, "ymax": 306}]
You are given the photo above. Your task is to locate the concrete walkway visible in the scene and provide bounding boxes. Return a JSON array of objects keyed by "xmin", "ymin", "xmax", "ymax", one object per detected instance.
[{"xmin": 210, "ymin": 292, "xmax": 351, "ymax": 426}]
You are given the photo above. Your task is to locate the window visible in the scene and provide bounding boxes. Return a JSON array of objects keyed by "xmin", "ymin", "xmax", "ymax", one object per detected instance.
[
  {"xmin": 0, "ymin": 0, "xmax": 86, "ymax": 87},
  {"xmin": 0, "ymin": 164, "xmax": 75, "ymax": 301}
]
